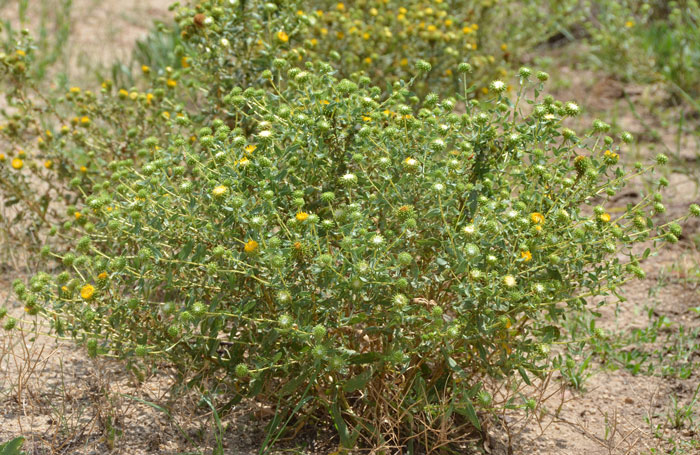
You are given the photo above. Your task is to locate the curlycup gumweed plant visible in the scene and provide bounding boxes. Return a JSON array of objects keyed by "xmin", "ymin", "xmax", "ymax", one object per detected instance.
[
  {"xmin": 16, "ymin": 61, "xmax": 695, "ymax": 450},
  {"xmin": 0, "ymin": 33, "xmax": 192, "ymax": 252},
  {"xmin": 174, "ymin": 0, "xmax": 581, "ymax": 102}
]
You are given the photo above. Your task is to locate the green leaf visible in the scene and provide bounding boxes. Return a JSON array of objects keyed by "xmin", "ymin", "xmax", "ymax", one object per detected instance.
[
  {"xmin": 280, "ymin": 373, "xmax": 307, "ymax": 396},
  {"xmin": 330, "ymin": 400, "xmax": 360, "ymax": 448},
  {"xmin": 177, "ymin": 240, "xmax": 194, "ymax": 260},
  {"xmin": 0, "ymin": 437, "xmax": 25, "ymax": 455},
  {"xmin": 518, "ymin": 367, "xmax": 531, "ymax": 385},
  {"xmin": 342, "ymin": 368, "xmax": 372, "ymax": 393},
  {"xmin": 349, "ymin": 352, "xmax": 381, "ymax": 365},
  {"xmin": 454, "ymin": 398, "xmax": 481, "ymax": 431}
]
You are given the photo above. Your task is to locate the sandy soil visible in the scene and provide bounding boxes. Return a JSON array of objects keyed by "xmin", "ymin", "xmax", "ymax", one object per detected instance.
[{"xmin": 0, "ymin": 0, "xmax": 172, "ymax": 82}]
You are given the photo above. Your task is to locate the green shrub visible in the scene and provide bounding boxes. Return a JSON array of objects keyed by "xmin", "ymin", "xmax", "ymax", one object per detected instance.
[
  {"xmin": 174, "ymin": 0, "xmax": 580, "ymax": 100},
  {"xmin": 17, "ymin": 60, "xmax": 693, "ymax": 450},
  {"xmin": 0, "ymin": 0, "xmax": 583, "ymax": 251},
  {"xmin": 0, "ymin": 34, "xmax": 188, "ymax": 251}
]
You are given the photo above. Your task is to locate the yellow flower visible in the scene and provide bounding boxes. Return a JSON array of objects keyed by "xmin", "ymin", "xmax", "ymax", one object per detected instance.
[
  {"xmin": 0, "ymin": 153, "xmax": 5, "ymax": 161},
  {"xmin": 74, "ymin": 211, "xmax": 82, "ymax": 220},
  {"xmin": 320, "ymin": 27, "xmax": 328, "ymax": 36},
  {"xmin": 319, "ymin": 99, "xmax": 330, "ymax": 105},
  {"xmin": 336, "ymin": 2, "xmax": 345, "ymax": 11},
  {"xmin": 277, "ymin": 31, "xmax": 289, "ymax": 43},
  {"xmin": 80, "ymin": 165, "xmax": 87, "ymax": 173},
  {"xmin": 625, "ymin": 20, "xmax": 635, "ymax": 28},
  {"xmin": 181, "ymin": 56, "xmax": 190, "ymax": 68},
  {"xmin": 336, "ymin": 31, "xmax": 345, "ymax": 39},
  {"xmin": 11, "ymin": 158, "xmax": 23, "ymax": 170},
  {"xmin": 445, "ymin": 19, "xmax": 453, "ymax": 27},
  {"xmin": 236, "ymin": 157, "xmax": 250, "ymax": 167},
  {"xmin": 44, "ymin": 160, "xmax": 53, "ymax": 169},
  {"xmin": 166, "ymin": 79, "xmax": 177, "ymax": 88},
  {"xmin": 141, "ymin": 65, "xmax": 150, "ymax": 74},
  {"xmin": 244, "ymin": 240, "xmax": 259, "ymax": 253},
  {"xmin": 310, "ymin": 38, "xmax": 318, "ymax": 46},
  {"xmin": 400, "ymin": 58, "xmax": 408, "ymax": 66},
  {"xmin": 118, "ymin": 88, "xmax": 129, "ymax": 97},
  {"xmin": 80, "ymin": 284, "xmax": 95, "ymax": 300},
  {"xmin": 146, "ymin": 93, "xmax": 154, "ymax": 104},
  {"xmin": 520, "ymin": 251, "xmax": 532, "ymax": 262},
  {"xmin": 530, "ymin": 212, "xmax": 545, "ymax": 225},
  {"xmin": 296, "ymin": 212, "xmax": 309, "ymax": 222},
  {"xmin": 599, "ymin": 213, "xmax": 611, "ymax": 223},
  {"xmin": 363, "ymin": 57, "xmax": 372, "ymax": 64},
  {"xmin": 501, "ymin": 43, "xmax": 508, "ymax": 51},
  {"xmin": 245, "ymin": 144, "xmax": 257, "ymax": 153},
  {"xmin": 97, "ymin": 272, "xmax": 108, "ymax": 280},
  {"xmin": 362, "ymin": 115, "xmax": 372, "ymax": 122},
  {"xmin": 69, "ymin": 86, "xmax": 81, "ymax": 94},
  {"xmin": 80, "ymin": 116, "xmax": 90, "ymax": 125},
  {"xmin": 212, "ymin": 185, "xmax": 228, "ymax": 197}
]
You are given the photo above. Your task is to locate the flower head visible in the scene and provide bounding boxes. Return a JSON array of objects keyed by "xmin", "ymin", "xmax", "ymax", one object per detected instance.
[
  {"xmin": 11, "ymin": 158, "xmax": 23, "ymax": 170},
  {"xmin": 296, "ymin": 212, "xmax": 309, "ymax": 222},
  {"xmin": 520, "ymin": 251, "xmax": 532, "ymax": 262},
  {"xmin": 277, "ymin": 31, "xmax": 289, "ymax": 43},
  {"xmin": 530, "ymin": 212, "xmax": 545, "ymax": 225},
  {"xmin": 244, "ymin": 240, "xmax": 259, "ymax": 253},
  {"xmin": 490, "ymin": 80, "xmax": 506, "ymax": 93},
  {"xmin": 212, "ymin": 185, "xmax": 228, "ymax": 197},
  {"xmin": 80, "ymin": 284, "xmax": 95, "ymax": 300},
  {"xmin": 503, "ymin": 275, "xmax": 517, "ymax": 288}
]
